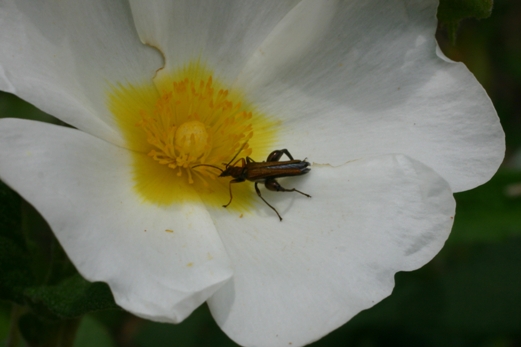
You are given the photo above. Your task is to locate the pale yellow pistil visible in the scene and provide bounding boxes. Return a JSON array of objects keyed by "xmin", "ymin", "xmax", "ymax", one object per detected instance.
[{"xmin": 140, "ymin": 118, "xmax": 210, "ymax": 183}]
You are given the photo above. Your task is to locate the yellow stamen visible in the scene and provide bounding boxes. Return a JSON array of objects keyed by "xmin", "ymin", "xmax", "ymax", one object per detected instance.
[{"xmin": 107, "ymin": 61, "xmax": 279, "ymax": 209}]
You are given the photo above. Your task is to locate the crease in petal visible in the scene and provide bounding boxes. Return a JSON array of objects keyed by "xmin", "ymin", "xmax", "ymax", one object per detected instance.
[
  {"xmin": 0, "ymin": 0, "xmax": 163, "ymax": 146},
  {"xmin": 128, "ymin": 0, "xmax": 301, "ymax": 83},
  {"xmin": 233, "ymin": 0, "xmax": 504, "ymax": 192},
  {"xmin": 234, "ymin": 0, "xmax": 338, "ymax": 91}
]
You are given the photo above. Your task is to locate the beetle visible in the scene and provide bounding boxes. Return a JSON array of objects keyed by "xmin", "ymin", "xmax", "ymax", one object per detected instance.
[{"xmin": 193, "ymin": 145, "xmax": 311, "ymax": 221}]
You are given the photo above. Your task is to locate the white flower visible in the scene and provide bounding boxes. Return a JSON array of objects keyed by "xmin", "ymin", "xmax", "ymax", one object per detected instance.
[{"xmin": 0, "ymin": 0, "xmax": 504, "ymax": 346}]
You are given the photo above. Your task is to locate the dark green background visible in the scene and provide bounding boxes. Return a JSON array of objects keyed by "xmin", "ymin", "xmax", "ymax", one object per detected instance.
[{"xmin": 1, "ymin": 0, "xmax": 520, "ymax": 346}]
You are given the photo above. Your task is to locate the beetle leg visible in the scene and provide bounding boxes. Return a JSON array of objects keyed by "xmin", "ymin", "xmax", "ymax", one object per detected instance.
[
  {"xmin": 255, "ymin": 182, "xmax": 283, "ymax": 221},
  {"xmin": 265, "ymin": 178, "xmax": 311, "ymax": 198},
  {"xmin": 223, "ymin": 178, "xmax": 245, "ymax": 208},
  {"xmin": 231, "ymin": 157, "xmax": 247, "ymax": 168},
  {"xmin": 246, "ymin": 156, "xmax": 256, "ymax": 164},
  {"xmin": 266, "ymin": 149, "xmax": 295, "ymax": 162}
]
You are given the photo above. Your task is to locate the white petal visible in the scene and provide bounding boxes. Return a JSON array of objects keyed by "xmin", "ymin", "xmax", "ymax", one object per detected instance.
[
  {"xmin": 128, "ymin": 0, "xmax": 300, "ymax": 81},
  {"xmin": 0, "ymin": 0, "xmax": 163, "ymax": 146},
  {"xmin": 207, "ymin": 154, "xmax": 454, "ymax": 347},
  {"xmin": 0, "ymin": 119, "xmax": 232, "ymax": 323},
  {"xmin": 235, "ymin": 0, "xmax": 504, "ymax": 192}
]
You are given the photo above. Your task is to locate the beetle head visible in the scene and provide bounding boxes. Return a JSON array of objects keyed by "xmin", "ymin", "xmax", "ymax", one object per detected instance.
[{"xmin": 218, "ymin": 165, "xmax": 232, "ymax": 177}]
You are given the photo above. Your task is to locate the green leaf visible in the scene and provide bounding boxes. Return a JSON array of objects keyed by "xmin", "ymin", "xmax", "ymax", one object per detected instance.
[
  {"xmin": 1, "ymin": 181, "xmax": 119, "ymax": 347},
  {"xmin": 23, "ymin": 275, "xmax": 119, "ymax": 321},
  {"xmin": 437, "ymin": 0, "xmax": 494, "ymax": 44},
  {"xmin": 0, "ymin": 180, "xmax": 23, "ymax": 243},
  {"xmin": 0, "ymin": 236, "xmax": 34, "ymax": 304},
  {"xmin": 0, "ymin": 181, "xmax": 34, "ymax": 304}
]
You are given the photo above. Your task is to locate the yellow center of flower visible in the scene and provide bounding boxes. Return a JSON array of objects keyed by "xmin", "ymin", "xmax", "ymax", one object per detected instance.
[
  {"xmin": 175, "ymin": 121, "xmax": 208, "ymax": 159},
  {"xmin": 107, "ymin": 61, "xmax": 278, "ymax": 209}
]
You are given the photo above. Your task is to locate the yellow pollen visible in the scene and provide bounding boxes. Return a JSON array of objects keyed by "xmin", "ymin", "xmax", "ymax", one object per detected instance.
[{"xmin": 107, "ymin": 61, "xmax": 279, "ymax": 209}]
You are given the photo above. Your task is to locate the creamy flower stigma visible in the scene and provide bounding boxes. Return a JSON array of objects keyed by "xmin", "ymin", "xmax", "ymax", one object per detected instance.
[{"xmin": 108, "ymin": 62, "xmax": 278, "ymax": 208}]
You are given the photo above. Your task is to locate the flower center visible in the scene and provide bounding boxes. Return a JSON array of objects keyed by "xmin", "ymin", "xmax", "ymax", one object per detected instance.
[
  {"xmin": 144, "ymin": 119, "xmax": 210, "ymax": 183},
  {"xmin": 108, "ymin": 61, "xmax": 278, "ymax": 208},
  {"xmin": 135, "ymin": 74, "xmax": 255, "ymax": 186},
  {"xmin": 175, "ymin": 121, "xmax": 208, "ymax": 159}
]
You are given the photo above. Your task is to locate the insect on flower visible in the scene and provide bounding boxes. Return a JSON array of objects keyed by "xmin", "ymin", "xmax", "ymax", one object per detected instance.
[{"xmin": 193, "ymin": 144, "xmax": 311, "ymax": 221}]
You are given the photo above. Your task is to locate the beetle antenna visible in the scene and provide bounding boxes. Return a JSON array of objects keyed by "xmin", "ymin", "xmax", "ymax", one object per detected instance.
[
  {"xmin": 225, "ymin": 141, "xmax": 249, "ymax": 168},
  {"xmin": 191, "ymin": 164, "xmax": 224, "ymax": 173}
]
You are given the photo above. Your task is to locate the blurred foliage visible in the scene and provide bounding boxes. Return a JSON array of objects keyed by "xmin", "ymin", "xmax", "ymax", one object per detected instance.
[
  {"xmin": 437, "ymin": 0, "xmax": 493, "ymax": 44},
  {"xmin": 1, "ymin": 0, "xmax": 521, "ymax": 346},
  {"xmin": 450, "ymin": 170, "xmax": 521, "ymax": 244},
  {"xmin": 73, "ymin": 316, "xmax": 115, "ymax": 347},
  {"xmin": 0, "ymin": 92, "xmax": 58, "ymax": 124},
  {"xmin": 0, "ymin": 181, "xmax": 119, "ymax": 346}
]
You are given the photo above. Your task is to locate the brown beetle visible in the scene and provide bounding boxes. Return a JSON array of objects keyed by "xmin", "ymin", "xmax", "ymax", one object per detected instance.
[{"xmin": 193, "ymin": 146, "xmax": 311, "ymax": 221}]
